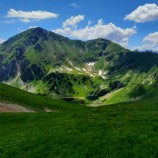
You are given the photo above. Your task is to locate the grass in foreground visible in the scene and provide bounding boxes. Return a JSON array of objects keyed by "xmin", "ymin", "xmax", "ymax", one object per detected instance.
[{"xmin": 0, "ymin": 87, "xmax": 158, "ymax": 157}]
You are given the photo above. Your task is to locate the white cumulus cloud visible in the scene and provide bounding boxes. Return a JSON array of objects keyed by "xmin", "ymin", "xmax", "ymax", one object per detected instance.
[
  {"xmin": 133, "ymin": 32, "xmax": 158, "ymax": 52},
  {"xmin": 53, "ymin": 18, "xmax": 136, "ymax": 47},
  {"xmin": 6, "ymin": 9, "xmax": 59, "ymax": 23},
  {"xmin": 63, "ymin": 15, "xmax": 84, "ymax": 28},
  {"xmin": 125, "ymin": 3, "xmax": 158, "ymax": 23},
  {"xmin": 0, "ymin": 39, "xmax": 5, "ymax": 44},
  {"xmin": 143, "ymin": 32, "xmax": 158, "ymax": 44},
  {"xmin": 132, "ymin": 43, "xmax": 158, "ymax": 52}
]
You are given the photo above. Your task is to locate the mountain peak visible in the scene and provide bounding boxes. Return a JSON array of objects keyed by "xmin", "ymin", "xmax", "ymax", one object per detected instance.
[
  {"xmin": 27, "ymin": 27, "xmax": 49, "ymax": 40},
  {"xmin": 29, "ymin": 27, "xmax": 48, "ymax": 34}
]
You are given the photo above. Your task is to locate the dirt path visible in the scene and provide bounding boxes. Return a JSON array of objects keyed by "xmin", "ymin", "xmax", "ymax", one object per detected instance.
[{"xmin": 0, "ymin": 102, "xmax": 35, "ymax": 113}]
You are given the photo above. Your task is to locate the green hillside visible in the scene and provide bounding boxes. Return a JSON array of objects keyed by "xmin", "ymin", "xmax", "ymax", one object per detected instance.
[
  {"xmin": 0, "ymin": 83, "xmax": 87, "ymax": 112},
  {"xmin": 0, "ymin": 83, "xmax": 157, "ymax": 157}
]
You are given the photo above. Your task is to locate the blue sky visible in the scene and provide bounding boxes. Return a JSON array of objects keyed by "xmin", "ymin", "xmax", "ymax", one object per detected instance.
[{"xmin": 0, "ymin": 0, "xmax": 158, "ymax": 51}]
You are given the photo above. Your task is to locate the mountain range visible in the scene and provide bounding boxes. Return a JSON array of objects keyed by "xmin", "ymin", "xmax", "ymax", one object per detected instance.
[{"xmin": 0, "ymin": 27, "xmax": 158, "ymax": 105}]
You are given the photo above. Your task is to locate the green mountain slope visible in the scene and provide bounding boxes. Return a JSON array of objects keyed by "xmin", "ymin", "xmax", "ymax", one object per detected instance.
[
  {"xmin": 0, "ymin": 27, "xmax": 158, "ymax": 104},
  {"xmin": 0, "ymin": 83, "xmax": 86, "ymax": 112}
]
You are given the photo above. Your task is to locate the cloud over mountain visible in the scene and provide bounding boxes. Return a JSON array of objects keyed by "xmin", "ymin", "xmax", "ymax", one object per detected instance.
[
  {"xmin": 53, "ymin": 18, "xmax": 136, "ymax": 47},
  {"xmin": 143, "ymin": 32, "xmax": 158, "ymax": 44},
  {"xmin": 133, "ymin": 32, "xmax": 158, "ymax": 52},
  {"xmin": 0, "ymin": 39, "xmax": 5, "ymax": 44}
]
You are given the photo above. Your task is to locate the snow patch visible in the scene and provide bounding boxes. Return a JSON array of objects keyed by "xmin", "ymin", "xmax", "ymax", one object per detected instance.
[
  {"xmin": 90, "ymin": 74, "xmax": 95, "ymax": 78},
  {"xmin": 65, "ymin": 67, "xmax": 73, "ymax": 71},
  {"xmin": 98, "ymin": 70, "xmax": 103, "ymax": 75},
  {"xmin": 67, "ymin": 58, "xmax": 73, "ymax": 66},
  {"xmin": 83, "ymin": 68, "xmax": 87, "ymax": 72},
  {"xmin": 98, "ymin": 70, "xmax": 106, "ymax": 79},
  {"xmin": 87, "ymin": 62, "xmax": 96, "ymax": 66}
]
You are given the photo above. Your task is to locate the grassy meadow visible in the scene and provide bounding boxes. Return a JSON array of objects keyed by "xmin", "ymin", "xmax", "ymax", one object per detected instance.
[{"xmin": 0, "ymin": 83, "xmax": 158, "ymax": 157}]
